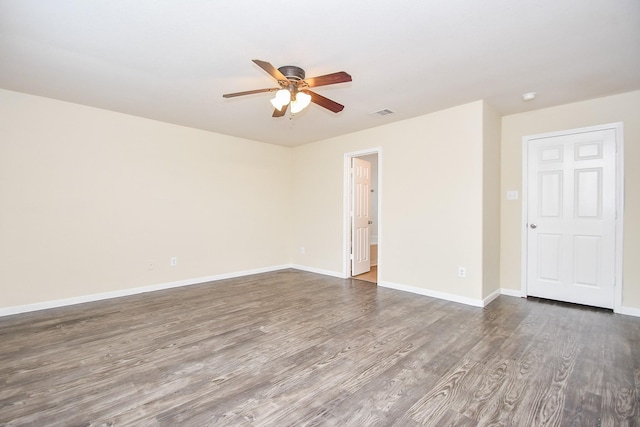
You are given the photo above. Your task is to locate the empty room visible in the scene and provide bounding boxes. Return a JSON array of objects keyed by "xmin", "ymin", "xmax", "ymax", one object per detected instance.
[{"xmin": 1, "ymin": 1, "xmax": 639, "ymax": 425}]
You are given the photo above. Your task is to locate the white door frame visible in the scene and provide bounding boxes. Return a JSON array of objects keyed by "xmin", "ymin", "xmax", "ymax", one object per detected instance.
[
  {"xmin": 521, "ymin": 122, "xmax": 624, "ymax": 312},
  {"xmin": 343, "ymin": 147, "xmax": 382, "ymax": 278}
]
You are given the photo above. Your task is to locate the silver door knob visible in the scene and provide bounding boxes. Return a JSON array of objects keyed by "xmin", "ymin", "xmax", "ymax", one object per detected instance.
[{"xmin": 530, "ymin": 223, "xmax": 537, "ymax": 229}]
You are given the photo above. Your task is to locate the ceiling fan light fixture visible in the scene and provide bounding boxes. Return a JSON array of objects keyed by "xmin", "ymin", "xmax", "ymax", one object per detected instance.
[
  {"xmin": 224, "ymin": 60, "xmax": 350, "ymax": 116},
  {"xmin": 290, "ymin": 91, "xmax": 312, "ymax": 114},
  {"xmin": 270, "ymin": 89, "xmax": 291, "ymax": 111}
]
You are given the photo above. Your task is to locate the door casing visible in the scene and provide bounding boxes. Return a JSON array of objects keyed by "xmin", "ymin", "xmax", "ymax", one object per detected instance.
[
  {"xmin": 343, "ymin": 148, "xmax": 382, "ymax": 279},
  {"xmin": 521, "ymin": 122, "xmax": 624, "ymax": 312}
]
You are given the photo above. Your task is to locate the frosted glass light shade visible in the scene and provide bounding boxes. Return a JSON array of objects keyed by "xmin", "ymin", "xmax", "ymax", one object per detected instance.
[
  {"xmin": 290, "ymin": 92, "xmax": 311, "ymax": 114},
  {"xmin": 270, "ymin": 89, "xmax": 291, "ymax": 111}
]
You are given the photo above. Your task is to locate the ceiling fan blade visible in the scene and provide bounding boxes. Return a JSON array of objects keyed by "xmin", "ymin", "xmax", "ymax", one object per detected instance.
[
  {"xmin": 272, "ymin": 102, "xmax": 288, "ymax": 118},
  {"xmin": 305, "ymin": 71, "xmax": 352, "ymax": 88},
  {"xmin": 252, "ymin": 59, "xmax": 288, "ymax": 82},
  {"xmin": 304, "ymin": 90, "xmax": 345, "ymax": 113},
  {"xmin": 222, "ymin": 87, "xmax": 279, "ymax": 98}
]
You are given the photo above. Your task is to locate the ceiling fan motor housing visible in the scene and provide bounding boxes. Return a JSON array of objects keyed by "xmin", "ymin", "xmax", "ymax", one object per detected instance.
[{"xmin": 278, "ymin": 65, "xmax": 305, "ymax": 81}]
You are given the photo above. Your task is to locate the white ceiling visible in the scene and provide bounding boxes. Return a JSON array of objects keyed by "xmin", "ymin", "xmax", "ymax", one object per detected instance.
[{"xmin": 1, "ymin": 1, "xmax": 639, "ymax": 147}]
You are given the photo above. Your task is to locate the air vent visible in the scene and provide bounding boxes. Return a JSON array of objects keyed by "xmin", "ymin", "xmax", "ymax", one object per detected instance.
[{"xmin": 369, "ymin": 108, "xmax": 395, "ymax": 117}]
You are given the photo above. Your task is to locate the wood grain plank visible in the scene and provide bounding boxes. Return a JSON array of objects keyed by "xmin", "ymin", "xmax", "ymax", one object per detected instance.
[
  {"xmin": 1, "ymin": 270, "xmax": 639, "ymax": 426},
  {"xmin": 407, "ymin": 359, "xmax": 479, "ymax": 424}
]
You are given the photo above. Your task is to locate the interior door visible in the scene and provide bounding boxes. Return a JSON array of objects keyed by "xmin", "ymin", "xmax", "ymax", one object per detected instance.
[
  {"xmin": 351, "ymin": 157, "xmax": 371, "ymax": 276},
  {"xmin": 526, "ymin": 128, "xmax": 617, "ymax": 308}
]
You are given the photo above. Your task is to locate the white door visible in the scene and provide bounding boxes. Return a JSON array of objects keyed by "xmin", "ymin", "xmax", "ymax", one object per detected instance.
[
  {"xmin": 351, "ymin": 157, "xmax": 371, "ymax": 276},
  {"xmin": 526, "ymin": 128, "xmax": 617, "ymax": 308}
]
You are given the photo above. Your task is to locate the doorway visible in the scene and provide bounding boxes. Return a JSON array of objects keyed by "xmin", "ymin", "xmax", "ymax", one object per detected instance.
[
  {"xmin": 344, "ymin": 149, "xmax": 381, "ymax": 283},
  {"xmin": 522, "ymin": 123, "xmax": 624, "ymax": 310}
]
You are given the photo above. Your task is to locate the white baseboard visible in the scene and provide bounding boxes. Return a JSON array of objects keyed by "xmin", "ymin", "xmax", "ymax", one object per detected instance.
[
  {"xmin": 0, "ymin": 264, "xmax": 292, "ymax": 317},
  {"xmin": 378, "ymin": 280, "xmax": 486, "ymax": 307},
  {"xmin": 483, "ymin": 289, "xmax": 501, "ymax": 306},
  {"xmin": 5, "ymin": 266, "xmax": 638, "ymax": 319},
  {"xmin": 617, "ymin": 305, "xmax": 640, "ymax": 317},
  {"xmin": 500, "ymin": 288, "xmax": 524, "ymax": 298},
  {"xmin": 289, "ymin": 264, "xmax": 346, "ymax": 279}
]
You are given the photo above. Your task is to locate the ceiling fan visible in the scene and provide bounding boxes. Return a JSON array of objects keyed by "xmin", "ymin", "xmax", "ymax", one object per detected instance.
[{"xmin": 222, "ymin": 59, "xmax": 352, "ymax": 117}]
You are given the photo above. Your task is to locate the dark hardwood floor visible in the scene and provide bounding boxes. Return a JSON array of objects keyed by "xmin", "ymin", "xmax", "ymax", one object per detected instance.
[{"xmin": 1, "ymin": 269, "xmax": 638, "ymax": 426}]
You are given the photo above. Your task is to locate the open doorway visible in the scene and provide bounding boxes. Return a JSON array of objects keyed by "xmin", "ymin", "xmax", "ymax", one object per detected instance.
[{"xmin": 343, "ymin": 149, "xmax": 380, "ymax": 283}]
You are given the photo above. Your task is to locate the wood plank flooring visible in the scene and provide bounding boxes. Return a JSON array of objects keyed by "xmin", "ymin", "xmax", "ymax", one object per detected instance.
[
  {"xmin": 353, "ymin": 265, "xmax": 377, "ymax": 283},
  {"xmin": 1, "ymin": 269, "xmax": 639, "ymax": 426}
]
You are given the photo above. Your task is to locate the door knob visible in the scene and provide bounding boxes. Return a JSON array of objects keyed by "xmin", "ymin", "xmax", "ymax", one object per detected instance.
[{"xmin": 530, "ymin": 223, "xmax": 537, "ymax": 229}]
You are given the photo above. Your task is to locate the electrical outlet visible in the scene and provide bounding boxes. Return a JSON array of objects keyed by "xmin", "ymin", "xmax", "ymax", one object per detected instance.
[
  {"xmin": 170, "ymin": 257, "xmax": 177, "ymax": 266},
  {"xmin": 300, "ymin": 246, "xmax": 305, "ymax": 255},
  {"xmin": 458, "ymin": 266, "xmax": 466, "ymax": 278},
  {"xmin": 148, "ymin": 260, "xmax": 155, "ymax": 270}
]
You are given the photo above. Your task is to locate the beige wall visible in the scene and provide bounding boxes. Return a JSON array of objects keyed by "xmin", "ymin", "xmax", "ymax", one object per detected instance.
[
  {"xmin": 482, "ymin": 103, "xmax": 502, "ymax": 298},
  {"xmin": 0, "ymin": 89, "xmax": 292, "ymax": 309},
  {"xmin": 500, "ymin": 90, "xmax": 640, "ymax": 310},
  {"xmin": 292, "ymin": 101, "xmax": 488, "ymax": 302},
  {"xmin": 4, "ymin": 86, "xmax": 637, "ymax": 313}
]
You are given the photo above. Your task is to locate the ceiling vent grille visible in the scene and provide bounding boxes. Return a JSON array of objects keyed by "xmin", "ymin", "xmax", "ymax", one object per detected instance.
[{"xmin": 369, "ymin": 108, "xmax": 395, "ymax": 117}]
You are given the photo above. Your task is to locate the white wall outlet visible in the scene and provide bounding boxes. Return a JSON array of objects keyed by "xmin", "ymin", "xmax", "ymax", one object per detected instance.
[
  {"xmin": 506, "ymin": 190, "xmax": 519, "ymax": 200},
  {"xmin": 170, "ymin": 257, "xmax": 177, "ymax": 266},
  {"xmin": 147, "ymin": 260, "xmax": 155, "ymax": 270},
  {"xmin": 458, "ymin": 266, "xmax": 466, "ymax": 278},
  {"xmin": 300, "ymin": 246, "xmax": 306, "ymax": 255}
]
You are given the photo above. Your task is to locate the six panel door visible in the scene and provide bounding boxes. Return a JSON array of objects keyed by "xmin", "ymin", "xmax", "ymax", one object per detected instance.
[
  {"xmin": 526, "ymin": 129, "xmax": 617, "ymax": 308},
  {"xmin": 351, "ymin": 157, "xmax": 371, "ymax": 276}
]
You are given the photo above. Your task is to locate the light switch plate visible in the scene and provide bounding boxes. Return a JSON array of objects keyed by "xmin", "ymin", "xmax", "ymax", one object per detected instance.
[{"xmin": 507, "ymin": 190, "xmax": 519, "ymax": 200}]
